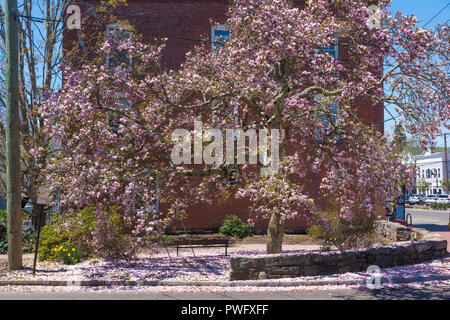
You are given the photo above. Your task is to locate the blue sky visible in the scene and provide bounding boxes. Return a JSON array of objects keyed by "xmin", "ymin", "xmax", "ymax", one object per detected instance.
[{"xmin": 386, "ymin": 1, "xmax": 449, "ymax": 147}]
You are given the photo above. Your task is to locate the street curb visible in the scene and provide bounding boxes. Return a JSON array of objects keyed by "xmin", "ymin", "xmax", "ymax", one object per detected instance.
[{"xmin": 0, "ymin": 275, "xmax": 449, "ymax": 287}]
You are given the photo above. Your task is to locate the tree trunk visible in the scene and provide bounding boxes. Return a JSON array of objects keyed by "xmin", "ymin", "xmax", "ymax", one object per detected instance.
[{"xmin": 266, "ymin": 213, "xmax": 284, "ymax": 254}]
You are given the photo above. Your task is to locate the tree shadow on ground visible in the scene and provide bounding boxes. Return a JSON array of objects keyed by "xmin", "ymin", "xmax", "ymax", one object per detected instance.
[
  {"xmin": 333, "ymin": 285, "xmax": 450, "ymax": 300},
  {"xmin": 82, "ymin": 255, "xmax": 230, "ymax": 281}
]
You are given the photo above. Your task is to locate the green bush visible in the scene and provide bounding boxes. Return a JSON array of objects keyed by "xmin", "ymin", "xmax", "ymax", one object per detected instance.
[
  {"xmin": 21, "ymin": 227, "xmax": 36, "ymax": 253},
  {"xmin": 38, "ymin": 206, "xmax": 133, "ymax": 261},
  {"xmin": 430, "ymin": 203, "xmax": 449, "ymax": 210},
  {"xmin": 38, "ymin": 216, "xmax": 71, "ymax": 261},
  {"xmin": 0, "ymin": 210, "xmax": 36, "ymax": 254},
  {"xmin": 308, "ymin": 208, "xmax": 380, "ymax": 250},
  {"xmin": 219, "ymin": 215, "xmax": 252, "ymax": 239},
  {"xmin": 0, "ymin": 210, "xmax": 6, "ymax": 253}
]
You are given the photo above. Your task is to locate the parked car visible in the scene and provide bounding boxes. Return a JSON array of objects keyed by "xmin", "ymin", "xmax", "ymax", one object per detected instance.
[
  {"xmin": 424, "ymin": 194, "xmax": 439, "ymax": 205},
  {"xmin": 409, "ymin": 194, "xmax": 425, "ymax": 205},
  {"xmin": 437, "ymin": 194, "xmax": 450, "ymax": 204}
]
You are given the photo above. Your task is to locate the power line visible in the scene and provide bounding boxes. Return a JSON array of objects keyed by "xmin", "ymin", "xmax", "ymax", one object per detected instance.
[
  {"xmin": 14, "ymin": 13, "xmax": 225, "ymax": 45},
  {"xmin": 384, "ymin": 114, "xmax": 401, "ymax": 123},
  {"xmin": 422, "ymin": 3, "xmax": 450, "ymax": 28},
  {"xmin": 17, "ymin": 13, "xmax": 61, "ymax": 24}
]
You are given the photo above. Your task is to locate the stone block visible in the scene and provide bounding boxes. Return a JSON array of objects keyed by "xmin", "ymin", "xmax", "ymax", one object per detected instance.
[
  {"xmin": 415, "ymin": 242, "xmax": 432, "ymax": 254},
  {"xmin": 302, "ymin": 266, "xmax": 319, "ymax": 276},
  {"xmin": 271, "ymin": 267, "xmax": 290, "ymax": 275},
  {"xmin": 412, "ymin": 229, "xmax": 429, "ymax": 240},
  {"xmin": 310, "ymin": 254, "xmax": 324, "ymax": 264},
  {"xmin": 289, "ymin": 266, "xmax": 300, "ymax": 275},
  {"xmin": 275, "ymin": 254, "xmax": 309, "ymax": 266},
  {"xmin": 229, "ymin": 271, "xmax": 250, "ymax": 281},
  {"xmin": 338, "ymin": 265, "xmax": 352, "ymax": 273}
]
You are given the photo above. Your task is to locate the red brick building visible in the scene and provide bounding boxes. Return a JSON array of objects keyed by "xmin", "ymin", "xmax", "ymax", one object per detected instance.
[{"xmin": 64, "ymin": 0, "xmax": 384, "ymax": 233}]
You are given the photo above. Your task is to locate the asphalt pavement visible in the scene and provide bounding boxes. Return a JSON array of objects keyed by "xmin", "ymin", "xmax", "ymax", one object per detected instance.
[
  {"xmin": 0, "ymin": 285, "xmax": 449, "ymax": 300},
  {"xmin": 406, "ymin": 208, "xmax": 449, "ymax": 227},
  {"xmin": 406, "ymin": 208, "xmax": 450, "ymax": 251}
]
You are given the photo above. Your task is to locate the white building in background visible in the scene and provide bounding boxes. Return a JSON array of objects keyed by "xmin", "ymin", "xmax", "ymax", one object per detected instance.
[{"xmin": 414, "ymin": 151, "xmax": 450, "ymax": 195}]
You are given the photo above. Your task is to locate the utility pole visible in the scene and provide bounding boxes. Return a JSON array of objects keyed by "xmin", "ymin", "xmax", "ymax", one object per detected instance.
[
  {"xmin": 444, "ymin": 133, "xmax": 449, "ymax": 194},
  {"xmin": 5, "ymin": 0, "xmax": 23, "ymax": 270}
]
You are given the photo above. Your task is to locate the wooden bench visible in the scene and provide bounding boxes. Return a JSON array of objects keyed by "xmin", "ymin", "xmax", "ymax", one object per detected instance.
[{"xmin": 167, "ymin": 237, "xmax": 230, "ymax": 256}]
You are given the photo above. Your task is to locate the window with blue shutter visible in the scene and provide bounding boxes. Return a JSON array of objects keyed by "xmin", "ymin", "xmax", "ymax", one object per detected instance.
[
  {"xmin": 108, "ymin": 94, "xmax": 130, "ymax": 134},
  {"xmin": 106, "ymin": 24, "xmax": 133, "ymax": 69},
  {"xmin": 314, "ymin": 94, "xmax": 340, "ymax": 142},
  {"xmin": 105, "ymin": 24, "xmax": 133, "ymax": 134},
  {"xmin": 319, "ymin": 38, "xmax": 338, "ymax": 60},
  {"xmin": 320, "ymin": 44, "xmax": 338, "ymax": 60},
  {"xmin": 211, "ymin": 25, "xmax": 230, "ymax": 50}
]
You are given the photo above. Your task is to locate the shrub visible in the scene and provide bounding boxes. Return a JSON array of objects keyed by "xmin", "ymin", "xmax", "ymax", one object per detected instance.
[
  {"xmin": 308, "ymin": 208, "xmax": 381, "ymax": 250},
  {"xmin": 219, "ymin": 215, "xmax": 252, "ymax": 239},
  {"xmin": 38, "ymin": 216, "xmax": 71, "ymax": 261},
  {"xmin": 53, "ymin": 244, "xmax": 82, "ymax": 264},
  {"xmin": 38, "ymin": 206, "xmax": 135, "ymax": 261},
  {"xmin": 22, "ymin": 227, "xmax": 36, "ymax": 253},
  {"xmin": 430, "ymin": 203, "xmax": 449, "ymax": 210},
  {"xmin": 0, "ymin": 210, "xmax": 6, "ymax": 253},
  {"xmin": 67, "ymin": 206, "xmax": 134, "ymax": 259},
  {"xmin": 0, "ymin": 210, "xmax": 36, "ymax": 254}
]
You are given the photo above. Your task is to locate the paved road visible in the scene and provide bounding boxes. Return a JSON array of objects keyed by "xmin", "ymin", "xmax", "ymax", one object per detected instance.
[
  {"xmin": 0, "ymin": 285, "xmax": 449, "ymax": 300},
  {"xmin": 406, "ymin": 208, "xmax": 450, "ymax": 251},
  {"xmin": 406, "ymin": 208, "xmax": 449, "ymax": 226}
]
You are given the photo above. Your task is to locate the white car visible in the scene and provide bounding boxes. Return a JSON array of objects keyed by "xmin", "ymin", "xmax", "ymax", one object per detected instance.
[
  {"xmin": 437, "ymin": 194, "xmax": 450, "ymax": 204},
  {"xmin": 424, "ymin": 195, "xmax": 439, "ymax": 205},
  {"xmin": 409, "ymin": 194, "xmax": 425, "ymax": 205}
]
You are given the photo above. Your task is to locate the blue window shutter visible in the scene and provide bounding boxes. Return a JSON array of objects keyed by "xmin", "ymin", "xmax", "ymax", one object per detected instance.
[
  {"xmin": 211, "ymin": 25, "xmax": 230, "ymax": 50},
  {"xmin": 321, "ymin": 45, "xmax": 338, "ymax": 59},
  {"xmin": 319, "ymin": 38, "xmax": 339, "ymax": 60},
  {"xmin": 314, "ymin": 95, "xmax": 340, "ymax": 142}
]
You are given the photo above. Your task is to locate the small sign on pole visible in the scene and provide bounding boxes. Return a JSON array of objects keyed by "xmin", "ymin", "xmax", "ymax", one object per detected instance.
[{"xmin": 37, "ymin": 187, "xmax": 49, "ymax": 205}]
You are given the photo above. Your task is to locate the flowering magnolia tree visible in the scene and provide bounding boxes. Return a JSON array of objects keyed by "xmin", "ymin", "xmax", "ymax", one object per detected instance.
[{"xmin": 39, "ymin": 0, "xmax": 448, "ymax": 255}]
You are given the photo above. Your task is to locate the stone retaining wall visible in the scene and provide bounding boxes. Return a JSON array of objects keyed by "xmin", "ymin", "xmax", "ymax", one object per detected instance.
[{"xmin": 230, "ymin": 221, "xmax": 448, "ymax": 280}]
